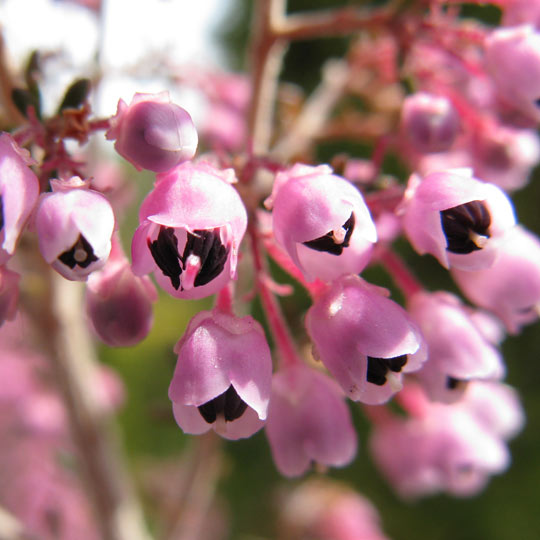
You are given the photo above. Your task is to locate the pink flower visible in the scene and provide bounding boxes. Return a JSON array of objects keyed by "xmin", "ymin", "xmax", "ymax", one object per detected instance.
[
  {"xmin": 400, "ymin": 92, "xmax": 460, "ymax": 154},
  {"xmin": 265, "ymin": 364, "xmax": 357, "ymax": 477},
  {"xmin": 131, "ymin": 161, "xmax": 247, "ymax": 299},
  {"xmin": 86, "ymin": 238, "xmax": 157, "ymax": 347},
  {"xmin": 502, "ymin": 0, "xmax": 540, "ymax": 29},
  {"xmin": 168, "ymin": 309, "xmax": 272, "ymax": 440},
  {"xmin": 485, "ymin": 25, "xmax": 540, "ymax": 123},
  {"xmin": 408, "ymin": 291, "xmax": 505, "ymax": 403},
  {"xmin": 401, "ymin": 169, "xmax": 516, "ymax": 270},
  {"xmin": 452, "ymin": 225, "xmax": 540, "ymax": 333},
  {"xmin": 0, "ymin": 133, "xmax": 40, "ymax": 264},
  {"xmin": 369, "ymin": 382, "xmax": 519, "ymax": 498},
  {"xmin": 106, "ymin": 92, "xmax": 198, "ymax": 173},
  {"xmin": 0, "ymin": 266, "xmax": 19, "ymax": 327},
  {"xmin": 35, "ymin": 178, "xmax": 115, "ymax": 281},
  {"xmin": 266, "ymin": 164, "xmax": 376, "ymax": 282},
  {"xmin": 305, "ymin": 275, "xmax": 425, "ymax": 404}
]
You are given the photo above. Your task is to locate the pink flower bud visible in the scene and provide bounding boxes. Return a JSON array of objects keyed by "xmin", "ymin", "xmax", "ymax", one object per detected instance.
[
  {"xmin": 452, "ymin": 225, "xmax": 540, "ymax": 333},
  {"xmin": 0, "ymin": 133, "xmax": 39, "ymax": 264},
  {"xmin": 131, "ymin": 161, "xmax": 247, "ymax": 299},
  {"xmin": 168, "ymin": 309, "xmax": 272, "ymax": 440},
  {"xmin": 401, "ymin": 169, "xmax": 516, "ymax": 270},
  {"xmin": 265, "ymin": 364, "xmax": 357, "ymax": 477},
  {"xmin": 266, "ymin": 164, "xmax": 377, "ymax": 282},
  {"xmin": 106, "ymin": 92, "xmax": 198, "ymax": 173},
  {"xmin": 305, "ymin": 275, "xmax": 425, "ymax": 404},
  {"xmin": 35, "ymin": 178, "xmax": 115, "ymax": 281},
  {"xmin": 0, "ymin": 266, "xmax": 19, "ymax": 327},
  {"xmin": 401, "ymin": 93, "xmax": 460, "ymax": 154},
  {"xmin": 485, "ymin": 25, "xmax": 540, "ymax": 122},
  {"xmin": 408, "ymin": 291, "xmax": 505, "ymax": 403},
  {"xmin": 86, "ymin": 241, "xmax": 157, "ymax": 347}
]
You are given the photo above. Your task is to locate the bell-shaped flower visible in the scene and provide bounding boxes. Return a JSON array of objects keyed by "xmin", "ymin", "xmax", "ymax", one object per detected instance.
[
  {"xmin": 265, "ymin": 364, "xmax": 357, "ymax": 477},
  {"xmin": 452, "ymin": 225, "xmax": 540, "ymax": 333},
  {"xmin": 0, "ymin": 133, "xmax": 40, "ymax": 264},
  {"xmin": 266, "ymin": 164, "xmax": 377, "ymax": 282},
  {"xmin": 485, "ymin": 25, "xmax": 540, "ymax": 122},
  {"xmin": 400, "ymin": 93, "xmax": 460, "ymax": 154},
  {"xmin": 106, "ymin": 92, "xmax": 198, "ymax": 173},
  {"xmin": 408, "ymin": 291, "xmax": 505, "ymax": 403},
  {"xmin": 401, "ymin": 169, "xmax": 516, "ymax": 270},
  {"xmin": 0, "ymin": 266, "xmax": 19, "ymax": 327},
  {"xmin": 369, "ymin": 382, "xmax": 517, "ymax": 499},
  {"xmin": 168, "ymin": 309, "xmax": 272, "ymax": 440},
  {"xmin": 35, "ymin": 178, "xmax": 115, "ymax": 281},
  {"xmin": 305, "ymin": 275, "xmax": 425, "ymax": 404},
  {"xmin": 131, "ymin": 161, "xmax": 247, "ymax": 299},
  {"xmin": 85, "ymin": 238, "xmax": 157, "ymax": 347}
]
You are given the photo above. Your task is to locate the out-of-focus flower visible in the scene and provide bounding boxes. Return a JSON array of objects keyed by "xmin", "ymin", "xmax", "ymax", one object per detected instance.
[
  {"xmin": 86, "ymin": 238, "xmax": 157, "ymax": 347},
  {"xmin": 266, "ymin": 164, "xmax": 376, "ymax": 282},
  {"xmin": 265, "ymin": 364, "xmax": 357, "ymax": 477},
  {"xmin": 485, "ymin": 25, "xmax": 540, "ymax": 123},
  {"xmin": 0, "ymin": 266, "xmax": 19, "ymax": 327},
  {"xmin": 35, "ymin": 177, "xmax": 115, "ymax": 281},
  {"xmin": 452, "ymin": 225, "xmax": 540, "ymax": 333},
  {"xmin": 401, "ymin": 169, "xmax": 516, "ymax": 270},
  {"xmin": 502, "ymin": 0, "xmax": 540, "ymax": 28},
  {"xmin": 279, "ymin": 479, "xmax": 389, "ymax": 540},
  {"xmin": 131, "ymin": 161, "xmax": 247, "ymax": 299},
  {"xmin": 305, "ymin": 275, "xmax": 425, "ymax": 404},
  {"xmin": 168, "ymin": 309, "xmax": 272, "ymax": 440},
  {"xmin": 408, "ymin": 291, "xmax": 505, "ymax": 403},
  {"xmin": 400, "ymin": 92, "xmax": 460, "ymax": 154},
  {"xmin": 370, "ymin": 381, "xmax": 522, "ymax": 498},
  {"xmin": 0, "ymin": 133, "xmax": 40, "ymax": 265},
  {"xmin": 106, "ymin": 92, "xmax": 198, "ymax": 173}
]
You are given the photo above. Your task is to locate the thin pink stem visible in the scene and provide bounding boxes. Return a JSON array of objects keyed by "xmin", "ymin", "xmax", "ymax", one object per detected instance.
[{"xmin": 215, "ymin": 283, "xmax": 235, "ymax": 315}]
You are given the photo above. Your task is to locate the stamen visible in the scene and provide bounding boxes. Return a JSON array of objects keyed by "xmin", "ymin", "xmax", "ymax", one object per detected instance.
[
  {"xmin": 0, "ymin": 195, "xmax": 4, "ymax": 231},
  {"xmin": 148, "ymin": 226, "xmax": 182, "ymax": 290},
  {"xmin": 58, "ymin": 234, "xmax": 98, "ymax": 269},
  {"xmin": 197, "ymin": 385, "xmax": 248, "ymax": 424},
  {"xmin": 440, "ymin": 200, "xmax": 491, "ymax": 254},
  {"xmin": 366, "ymin": 355, "xmax": 408, "ymax": 386},
  {"xmin": 303, "ymin": 213, "xmax": 355, "ymax": 255}
]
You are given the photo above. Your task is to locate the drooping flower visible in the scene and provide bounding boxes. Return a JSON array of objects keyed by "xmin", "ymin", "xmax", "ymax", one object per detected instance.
[
  {"xmin": 0, "ymin": 133, "xmax": 40, "ymax": 265},
  {"xmin": 369, "ymin": 382, "xmax": 521, "ymax": 498},
  {"xmin": 265, "ymin": 364, "xmax": 357, "ymax": 477},
  {"xmin": 400, "ymin": 92, "xmax": 460, "ymax": 154},
  {"xmin": 408, "ymin": 291, "xmax": 505, "ymax": 403},
  {"xmin": 266, "ymin": 164, "xmax": 377, "ymax": 282},
  {"xmin": 85, "ymin": 237, "xmax": 157, "ymax": 347},
  {"xmin": 35, "ymin": 177, "xmax": 115, "ymax": 281},
  {"xmin": 131, "ymin": 161, "xmax": 247, "ymax": 299},
  {"xmin": 452, "ymin": 225, "xmax": 540, "ymax": 333},
  {"xmin": 401, "ymin": 169, "xmax": 516, "ymax": 270},
  {"xmin": 168, "ymin": 309, "xmax": 272, "ymax": 440},
  {"xmin": 106, "ymin": 92, "xmax": 198, "ymax": 173},
  {"xmin": 305, "ymin": 275, "xmax": 425, "ymax": 404}
]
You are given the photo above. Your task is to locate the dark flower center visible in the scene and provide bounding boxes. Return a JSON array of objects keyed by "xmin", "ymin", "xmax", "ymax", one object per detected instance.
[
  {"xmin": 198, "ymin": 385, "xmax": 248, "ymax": 424},
  {"xmin": 0, "ymin": 195, "xmax": 4, "ymax": 232},
  {"xmin": 303, "ymin": 213, "xmax": 355, "ymax": 255},
  {"xmin": 446, "ymin": 376, "xmax": 467, "ymax": 391},
  {"xmin": 58, "ymin": 234, "xmax": 98, "ymax": 269},
  {"xmin": 366, "ymin": 355, "xmax": 407, "ymax": 386},
  {"xmin": 148, "ymin": 226, "xmax": 229, "ymax": 290},
  {"xmin": 440, "ymin": 200, "xmax": 491, "ymax": 255}
]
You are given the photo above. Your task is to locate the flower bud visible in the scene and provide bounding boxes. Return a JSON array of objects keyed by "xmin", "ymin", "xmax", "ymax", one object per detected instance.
[
  {"xmin": 0, "ymin": 133, "xmax": 39, "ymax": 264},
  {"xmin": 35, "ymin": 178, "xmax": 115, "ymax": 281},
  {"xmin": 106, "ymin": 92, "xmax": 198, "ymax": 173},
  {"xmin": 131, "ymin": 161, "xmax": 247, "ymax": 299},
  {"xmin": 266, "ymin": 164, "xmax": 377, "ymax": 282},
  {"xmin": 168, "ymin": 309, "xmax": 272, "ymax": 440},
  {"xmin": 401, "ymin": 93, "xmax": 459, "ymax": 154},
  {"xmin": 401, "ymin": 169, "xmax": 516, "ymax": 270}
]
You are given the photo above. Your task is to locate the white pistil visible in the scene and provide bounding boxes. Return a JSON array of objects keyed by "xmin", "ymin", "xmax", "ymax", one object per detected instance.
[
  {"xmin": 469, "ymin": 230, "xmax": 489, "ymax": 249},
  {"xmin": 74, "ymin": 248, "xmax": 87, "ymax": 263},
  {"xmin": 385, "ymin": 371, "xmax": 403, "ymax": 393},
  {"xmin": 332, "ymin": 226, "xmax": 347, "ymax": 245}
]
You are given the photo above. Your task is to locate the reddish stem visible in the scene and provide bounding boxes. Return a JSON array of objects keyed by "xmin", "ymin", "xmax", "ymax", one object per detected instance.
[{"xmin": 375, "ymin": 246, "xmax": 423, "ymax": 300}]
